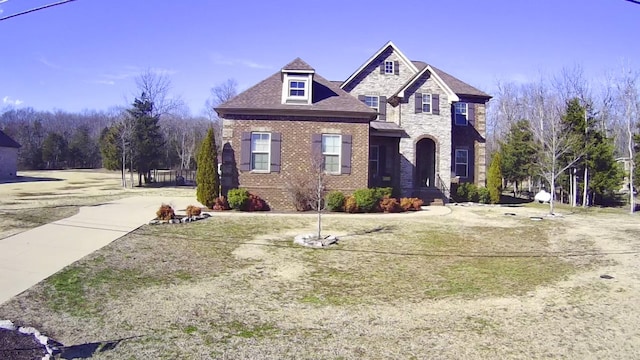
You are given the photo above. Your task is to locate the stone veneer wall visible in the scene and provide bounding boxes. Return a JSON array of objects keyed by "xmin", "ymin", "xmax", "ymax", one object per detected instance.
[
  {"xmin": 397, "ymin": 73, "xmax": 452, "ymax": 196},
  {"xmin": 222, "ymin": 117, "xmax": 369, "ymax": 210},
  {"xmin": 0, "ymin": 147, "xmax": 18, "ymax": 179},
  {"xmin": 473, "ymin": 102, "xmax": 487, "ymax": 187}
]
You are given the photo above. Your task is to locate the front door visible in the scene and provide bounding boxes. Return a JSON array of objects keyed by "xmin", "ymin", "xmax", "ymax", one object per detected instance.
[{"xmin": 416, "ymin": 138, "xmax": 436, "ymax": 188}]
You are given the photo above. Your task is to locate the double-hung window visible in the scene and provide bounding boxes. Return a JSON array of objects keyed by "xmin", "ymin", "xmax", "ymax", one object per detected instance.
[
  {"xmin": 364, "ymin": 95, "xmax": 379, "ymax": 119},
  {"xmin": 455, "ymin": 148, "xmax": 468, "ymax": 178},
  {"xmin": 422, "ymin": 93, "xmax": 432, "ymax": 113},
  {"xmin": 322, "ymin": 134, "xmax": 341, "ymax": 174},
  {"xmin": 454, "ymin": 102, "xmax": 468, "ymax": 125},
  {"xmin": 251, "ymin": 132, "xmax": 270, "ymax": 171}
]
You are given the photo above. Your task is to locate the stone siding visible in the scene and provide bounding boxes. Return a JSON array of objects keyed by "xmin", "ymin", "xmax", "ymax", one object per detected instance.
[
  {"xmin": 397, "ymin": 73, "xmax": 452, "ymax": 196},
  {"xmin": 0, "ymin": 147, "xmax": 18, "ymax": 179},
  {"xmin": 222, "ymin": 118, "xmax": 369, "ymax": 210}
]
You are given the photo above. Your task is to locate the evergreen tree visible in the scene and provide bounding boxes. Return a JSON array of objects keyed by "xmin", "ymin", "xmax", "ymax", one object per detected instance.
[
  {"xmin": 587, "ymin": 131, "xmax": 623, "ymax": 204},
  {"xmin": 42, "ymin": 132, "xmax": 67, "ymax": 169},
  {"xmin": 196, "ymin": 127, "xmax": 219, "ymax": 208},
  {"xmin": 487, "ymin": 152, "xmax": 502, "ymax": 204},
  {"xmin": 99, "ymin": 125, "xmax": 122, "ymax": 171},
  {"xmin": 500, "ymin": 120, "xmax": 538, "ymax": 195},
  {"xmin": 128, "ymin": 94, "xmax": 164, "ymax": 185},
  {"xmin": 67, "ymin": 125, "xmax": 100, "ymax": 168}
]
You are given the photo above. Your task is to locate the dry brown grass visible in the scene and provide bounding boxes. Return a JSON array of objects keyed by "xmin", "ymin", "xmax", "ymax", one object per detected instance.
[{"xmin": 3, "ymin": 202, "xmax": 636, "ymax": 359}]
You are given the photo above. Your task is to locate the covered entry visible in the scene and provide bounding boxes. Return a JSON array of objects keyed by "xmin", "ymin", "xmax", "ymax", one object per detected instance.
[{"xmin": 416, "ymin": 138, "xmax": 436, "ymax": 188}]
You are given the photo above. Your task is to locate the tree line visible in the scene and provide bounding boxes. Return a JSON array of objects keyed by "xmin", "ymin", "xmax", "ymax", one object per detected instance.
[
  {"xmin": 0, "ymin": 71, "xmax": 237, "ymax": 187},
  {"xmin": 487, "ymin": 66, "xmax": 640, "ymax": 213}
]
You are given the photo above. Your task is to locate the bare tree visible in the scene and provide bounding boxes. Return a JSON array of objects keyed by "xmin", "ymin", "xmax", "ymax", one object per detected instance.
[
  {"xmin": 615, "ymin": 67, "xmax": 640, "ymax": 213},
  {"xmin": 527, "ymin": 79, "xmax": 583, "ymax": 214},
  {"xmin": 204, "ymin": 79, "xmax": 238, "ymax": 148},
  {"xmin": 134, "ymin": 69, "xmax": 186, "ymax": 118}
]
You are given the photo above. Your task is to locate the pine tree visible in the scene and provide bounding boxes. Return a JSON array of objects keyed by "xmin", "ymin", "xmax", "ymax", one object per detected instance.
[
  {"xmin": 487, "ymin": 152, "xmax": 502, "ymax": 204},
  {"xmin": 500, "ymin": 120, "xmax": 538, "ymax": 195},
  {"xmin": 587, "ymin": 131, "xmax": 623, "ymax": 205},
  {"xmin": 129, "ymin": 94, "xmax": 164, "ymax": 185},
  {"xmin": 196, "ymin": 127, "xmax": 219, "ymax": 208}
]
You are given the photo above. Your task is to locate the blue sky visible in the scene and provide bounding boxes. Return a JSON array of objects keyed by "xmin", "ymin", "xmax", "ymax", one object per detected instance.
[{"xmin": 0, "ymin": 0, "xmax": 638, "ymax": 115}]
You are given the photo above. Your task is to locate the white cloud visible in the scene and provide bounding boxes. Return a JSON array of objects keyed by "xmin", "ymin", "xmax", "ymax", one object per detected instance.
[
  {"xmin": 90, "ymin": 79, "xmax": 115, "ymax": 85},
  {"xmin": 3, "ymin": 96, "xmax": 23, "ymax": 106},
  {"xmin": 210, "ymin": 53, "xmax": 271, "ymax": 70},
  {"xmin": 38, "ymin": 57, "xmax": 61, "ymax": 69}
]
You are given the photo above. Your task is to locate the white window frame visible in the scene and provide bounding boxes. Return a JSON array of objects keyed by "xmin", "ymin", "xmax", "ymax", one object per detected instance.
[
  {"xmin": 384, "ymin": 60, "xmax": 394, "ymax": 74},
  {"xmin": 364, "ymin": 95, "xmax": 379, "ymax": 120},
  {"xmin": 251, "ymin": 132, "xmax": 271, "ymax": 172},
  {"xmin": 455, "ymin": 102, "xmax": 468, "ymax": 126},
  {"xmin": 322, "ymin": 134, "xmax": 342, "ymax": 174},
  {"xmin": 455, "ymin": 148, "xmax": 469, "ymax": 178},
  {"xmin": 422, "ymin": 93, "xmax": 432, "ymax": 113}
]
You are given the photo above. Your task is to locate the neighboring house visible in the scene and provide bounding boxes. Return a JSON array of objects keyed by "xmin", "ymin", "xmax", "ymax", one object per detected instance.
[
  {"xmin": 0, "ymin": 130, "xmax": 21, "ymax": 179},
  {"xmin": 216, "ymin": 41, "xmax": 491, "ymax": 210}
]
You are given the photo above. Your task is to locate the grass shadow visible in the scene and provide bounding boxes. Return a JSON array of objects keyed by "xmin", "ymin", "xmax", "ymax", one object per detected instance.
[{"xmin": 0, "ymin": 176, "xmax": 63, "ymax": 184}]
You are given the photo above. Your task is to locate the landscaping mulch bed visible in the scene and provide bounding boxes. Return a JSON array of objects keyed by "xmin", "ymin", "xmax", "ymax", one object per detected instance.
[{"xmin": 0, "ymin": 328, "xmax": 48, "ymax": 360}]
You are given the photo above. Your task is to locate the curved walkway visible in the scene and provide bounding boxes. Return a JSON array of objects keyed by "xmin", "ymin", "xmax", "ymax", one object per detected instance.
[{"xmin": 0, "ymin": 196, "xmax": 201, "ymax": 305}]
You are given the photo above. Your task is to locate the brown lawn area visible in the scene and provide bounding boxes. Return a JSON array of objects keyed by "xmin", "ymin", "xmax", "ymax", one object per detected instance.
[{"xmin": 1, "ymin": 170, "xmax": 640, "ymax": 359}]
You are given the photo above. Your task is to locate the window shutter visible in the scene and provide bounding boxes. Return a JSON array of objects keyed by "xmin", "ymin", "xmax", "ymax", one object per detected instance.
[
  {"xmin": 270, "ymin": 132, "xmax": 281, "ymax": 173},
  {"xmin": 379, "ymin": 63, "xmax": 385, "ymax": 74},
  {"xmin": 358, "ymin": 95, "xmax": 366, "ymax": 103},
  {"xmin": 240, "ymin": 132, "xmax": 251, "ymax": 171},
  {"xmin": 467, "ymin": 103, "xmax": 475, "ymax": 125},
  {"xmin": 415, "ymin": 93, "xmax": 423, "ymax": 113},
  {"xmin": 341, "ymin": 134, "xmax": 352, "ymax": 174},
  {"xmin": 311, "ymin": 134, "xmax": 322, "ymax": 163},
  {"xmin": 432, "ymin": 94, "xmax": 440, "ymax": 115},
  {"xmin": 379, "ymin": 96, "xmax": 387, "ymax": 121},
  {"xmin": 394, "ymin": 61, "xmax": 399, "ymax": 75}
]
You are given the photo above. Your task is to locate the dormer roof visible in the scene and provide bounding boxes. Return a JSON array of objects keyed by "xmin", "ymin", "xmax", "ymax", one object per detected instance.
[
  {"xmin": 216, "ymin": 58, "xmax": 375, "ymax": 119},
  {"xmin": 281, "ymin": 57, "xmax": 315, "ymax": 73}
]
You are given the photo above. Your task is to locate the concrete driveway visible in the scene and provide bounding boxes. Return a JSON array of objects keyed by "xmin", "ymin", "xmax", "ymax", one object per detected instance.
[{"xmin": 0, "ymin": 196, "xmax": 202, "ymax": 305}]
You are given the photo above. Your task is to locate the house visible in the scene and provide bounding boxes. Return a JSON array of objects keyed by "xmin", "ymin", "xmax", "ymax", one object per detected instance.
[
  {"xmin": 216, "ymin": 41, "xmax": 491, "ymax": 210},
  {"xmin": 0, "ymin": 129, "xmax": 21, "ymax": 179}
]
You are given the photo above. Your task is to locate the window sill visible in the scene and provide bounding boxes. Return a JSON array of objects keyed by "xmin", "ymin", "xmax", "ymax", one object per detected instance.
[{"xmin": 250, "ymin": 170, "xmax": 271, "ymax": 174}]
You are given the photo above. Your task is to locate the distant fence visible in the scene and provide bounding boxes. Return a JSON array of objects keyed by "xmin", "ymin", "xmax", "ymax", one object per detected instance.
[{"xmin": 151, "ymin": 169, "xmax": 196, "ymax": 186}]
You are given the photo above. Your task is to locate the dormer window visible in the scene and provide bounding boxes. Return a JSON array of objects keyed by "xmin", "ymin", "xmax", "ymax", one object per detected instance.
[
  {"xmin": 281, "ymin": 72, "xmax": 313, "ymax": 104},
  {"xmin": 289, "ymin": 80, "xmax": 306, "ymax": 97}
]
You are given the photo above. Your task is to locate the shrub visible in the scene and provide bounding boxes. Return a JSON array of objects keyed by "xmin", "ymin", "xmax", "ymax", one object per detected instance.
[
  {"xmin": 246, "ymin": 193, "xmax": 269, "ymax": 211},
  {"xmin": 186, "ymin": 205, "xmax": 202, "ymax": 217},
  {"xmin": 325, "ymin": 191, "xmax": 345, "ymax": 212},
  {"xmin": 477, "ymin": 187, "xmax": 491, "ymax": 204},
  {"xmin": 212, "ymin": 196, "xmax": 230, "ymax": 211},
  {"xmin": 379, "ymin": 196, "xmax": 401, "ymax": 213},
  {"xmin": 411, "ymin": 198, "xmax": 424, "ymax": 210},
  {"xmin": 456, "ymin": 183, "xmax": 480, "ymax": 202},
  {"xmin": 156, "ymin": 204, "xmax": 175, "ymax": 220},
  {"xmin": 344, "ymin": 195, "xmax": 358, "ymax": 213},
  {"xmin": 353, "ymin": 188, "xmax": 377, "ymax": 212},
  {"xmin": 399, "ymin": 197, "xmax": 423, "ymax": 211},
  {"xmin": 227, "ymin": 188, "xmax": 250, "ymax": 210},
  {"xmin": 284, "ymin": 174, "xmax": 313, "ymax": 211},
  {"xmin": 373, "ymin": 187, "xmax": 393, "ymax": 201}
]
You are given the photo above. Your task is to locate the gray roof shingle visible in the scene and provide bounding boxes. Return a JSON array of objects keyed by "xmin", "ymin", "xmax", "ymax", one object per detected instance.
[
  {"xmin": 217, "ymin": 58, "xmax": 376, "ymax": 118},
  {"xmin": 412, "ymin": 61, "xmax": 490, "ymax": 98},
  {"xmin": 0, "ymin": 130, "xmax": 20, "ymax": 148}
]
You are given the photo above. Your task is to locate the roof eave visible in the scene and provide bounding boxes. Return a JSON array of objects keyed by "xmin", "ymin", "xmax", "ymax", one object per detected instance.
[{"xmin": 216, "ymin": 107, "xmax": 376, "ymax": 121}]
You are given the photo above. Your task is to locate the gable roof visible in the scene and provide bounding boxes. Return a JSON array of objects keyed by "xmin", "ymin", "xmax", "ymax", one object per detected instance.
[
  {"xmin": 217, "ymin": 58, "xmax": 376, "ymax": 119},
  {"xmin": 413, "ymin": 61, "xmax": 491, "ymax": 99},
  {"xmin": 396, "ymin": 63, "xmax": 459, "ymax": 104},
  {"xmin": 0, "ymin": 130, "xmax": 20, "ymax": 148},
  {"xmin": 341, "ymin": 41, "xmax": 419, "ymax": 90}
]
